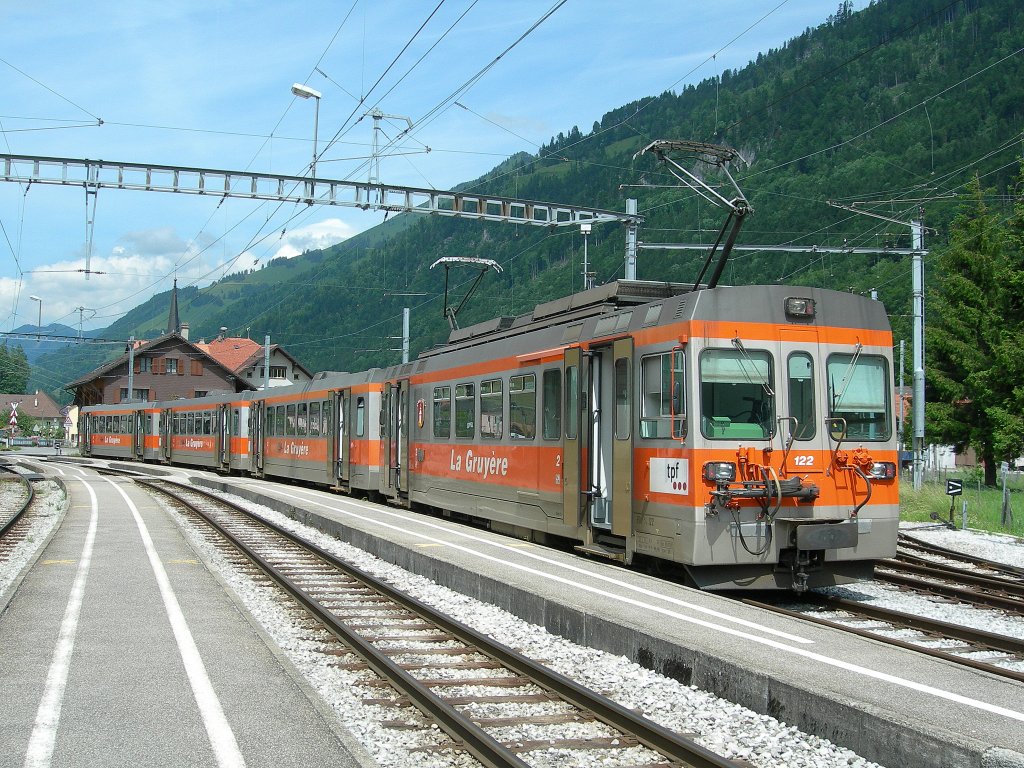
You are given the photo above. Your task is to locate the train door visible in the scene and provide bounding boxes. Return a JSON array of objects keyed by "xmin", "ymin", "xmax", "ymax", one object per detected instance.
[
  {"xmin": 379, "ymin": 380, "xmax": 410, "ymax": 501},
  {"xmin": 250, "ymin": 402, "xmax": 265, "ymax": 475},
  {"xmin": 586, "ymin": 338, "xmax": 634, "ymax": 539},
  {"xmin": 562, "ymin": 347, "xmax": 587, "ymax": 530},
  {"xmin": 779, "ymin": 328, "xmax": 824, "ymax": 474},
  {"xmin": 134, "ymin": 411, "xmax": 145, "ymax": 459},
  {"xmin": 162, "ymin": 408, "xmax": 173, "ymax": 461},
  {"xmin": 81, "ymin": 414, "xmax": 92, "ymax": 456},
  {"xmin": 218, "ymin": 403, "xmax": 231, "ymax": 470},
  {"xmin": 331, "ymin": 389, "xmax": 350, "ymax": 487}
]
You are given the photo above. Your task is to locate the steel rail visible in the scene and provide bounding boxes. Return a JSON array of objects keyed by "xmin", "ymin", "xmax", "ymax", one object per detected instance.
[
  {"xmin": 0, "ymin": 464, "xmax": 34, "ymax": 538},
  {"xmin": 873, "ymin": 566, "xmax": 1024, "ymax": 614},
  {"xmin": 140, "ymin": 478, "xmax": 738, "ymax": 768},
  {"xmin": 897, "ymin": 532, "xmax": 1024, "ymax": 580},
  {"xmin": 744, "ymin": 596, "xmax": 1024, "ymax": 684}
]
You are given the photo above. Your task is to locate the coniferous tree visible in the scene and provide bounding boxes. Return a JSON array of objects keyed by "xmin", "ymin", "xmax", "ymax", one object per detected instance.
[
  {"xmin": 0, "ymin": 345, "xmax": 30, "ymax": 394},
  {"xmin": 925, "ymin": 175, "xmax": 1023, "ymax": 485}
]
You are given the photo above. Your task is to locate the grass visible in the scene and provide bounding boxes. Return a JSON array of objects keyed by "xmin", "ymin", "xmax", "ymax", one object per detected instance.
[{"xmin": 899, "ymin": 470, "xmax": 1024, "ymax": 540}]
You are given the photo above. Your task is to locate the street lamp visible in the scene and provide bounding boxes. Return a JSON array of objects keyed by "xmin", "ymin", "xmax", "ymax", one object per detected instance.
[
  {"xmin": 29, "ymin": 295, "xmax": 42, "ymax": 339},
  {"xmin": 291, "ymin": 83, "xmax": 321, "ymax": 179}
]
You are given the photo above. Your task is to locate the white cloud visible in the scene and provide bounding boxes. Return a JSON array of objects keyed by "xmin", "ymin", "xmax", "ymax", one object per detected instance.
[{"xmin": 269, "ymin": 218, "xmax": 356, "ymax": 261}]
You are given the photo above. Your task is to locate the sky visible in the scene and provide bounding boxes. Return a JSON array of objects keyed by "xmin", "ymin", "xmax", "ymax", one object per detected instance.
[{"xmin": 0, "ymin": 1, "xmax": 865, "ymax": 336}]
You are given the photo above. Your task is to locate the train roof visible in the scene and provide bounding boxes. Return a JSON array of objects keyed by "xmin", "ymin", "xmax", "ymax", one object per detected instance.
[{"xmin": 420, "ymin": 280, "xmax": 890, "ymax": 362}]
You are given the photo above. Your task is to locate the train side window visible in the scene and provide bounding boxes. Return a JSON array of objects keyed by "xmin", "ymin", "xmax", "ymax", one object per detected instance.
[
  {"xmin": 827, "ymin": 353, "xmax": 891, "ymax": 441},
  {"xmin": 542, "ymin": 369, "xmax": 561, "ymax": 440},
  {"xmin": 564, "ymin": 366, "xmax": 578, "ymax": 439},
  {"xmin": 205, "ymin": 412, "xmax": 213, "ymax": 435},
  {"xmin": 614, "ymin": 357, "xmax": 630, "ymax": 440},
  {"xmin": 433, "ymin": 386, "xmax": 451, "ymax": 439},
  {"xmin": 455, "ymin": 383, "xmax": 475, "ymax": 439},
  {"xmin": 480, "ymin": 379, "xmax": 503, "ymax": 440},
  {"xmin": 355, "ymin": 397, "xmax": 365, "ymax": 437},
  {"xmin": 186, "ymin": 413, "xmax": 195, "ymax": 435},
  {"xmin": 700, "ymin": 348, "xmax": 775, "ymax": 440},
  {"xmin": 266, "ymin": 407, "xmax": 276, "ymax": 436},
  {"xmin": 321, "ymin": 400, "xmax": 330, "ymax": 435},
  {"xmin": 276, "ymin": 406, "xmax": 286, "ymax": 436},
  {"xmin": 286, "ymin": 404, "xmax": 296, "ymax": 436},
  {"xmin": 787, "ymin": 352, "xmax": 816, "ymax": 440},
  {"xmin": 297, "ymin": 403, "xmax": 308, "ymax": 436},
  {"xmin": 308, "ymin": 402, "xmax": 320, "ymax": 436},
  {"xmin": 640, "ymin": 351, "xmax": 685, "ymax": 439},
  {"xmin": 509, "ymin": 374, "xmax": 536, "ymax": 440}
]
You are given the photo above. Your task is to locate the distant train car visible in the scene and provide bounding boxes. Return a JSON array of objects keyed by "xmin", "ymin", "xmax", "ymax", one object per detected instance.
[
  {"xmin": 163, "ymin": 392, "xmax": 252, "ymax": 472},
  {"xmin": 81, "ymin": 280, "xmax": 898, "ymax": 591},
  {"xmin": 80, "ymin": 401, "xmax": 160, "ymax": 461},
  {"xmin": 249, "ymin": 369, "xmax": 384, "ymax": 492}
]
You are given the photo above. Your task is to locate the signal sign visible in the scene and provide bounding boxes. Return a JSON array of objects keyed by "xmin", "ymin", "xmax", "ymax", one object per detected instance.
[{"xmin": 946, "ymin": 479, "xmax": 963, "ymax": 496}]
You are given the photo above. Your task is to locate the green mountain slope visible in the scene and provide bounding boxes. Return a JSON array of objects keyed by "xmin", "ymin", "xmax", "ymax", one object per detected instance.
[{"xmin": 31, "ymin": 0, "xmax": 1024, "ymax": 403}]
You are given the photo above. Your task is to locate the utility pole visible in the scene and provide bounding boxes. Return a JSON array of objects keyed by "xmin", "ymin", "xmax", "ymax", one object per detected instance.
[
  {"xmin": 264, "ymin": 335, "xmax": 271, "ymax": 390},
  {"xmin": 126, "ymin": 336, "xmax": 135, "ymax": 403},
  {"xmin": 827, "ymin": 201, "xmax": 931, "ymax": 490}
]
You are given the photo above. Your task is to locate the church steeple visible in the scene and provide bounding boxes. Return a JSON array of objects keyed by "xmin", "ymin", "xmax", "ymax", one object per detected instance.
[{"xmin": 166, "ymin": 279, "xmax": 181, "ymax": 335}]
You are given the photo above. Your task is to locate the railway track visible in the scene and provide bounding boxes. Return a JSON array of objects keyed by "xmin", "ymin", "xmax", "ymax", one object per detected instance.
[
  {"xmin": 745, "ymin": 593, "xmax": 1024, "ymax": 683},
  {"xmin": 874, "ymin": 552, "xmax": 1024, "ymax": 615},
  {"xmin": 140, "ymin": 476, "xmax": 749, "ymax": 768},
  {"xmin": 0, "ymin": 462, "xmax": 35, "ymax": 557}
]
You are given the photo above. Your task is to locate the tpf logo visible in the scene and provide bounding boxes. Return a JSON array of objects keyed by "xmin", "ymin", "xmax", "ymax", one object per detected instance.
[{"xmin": 650, "ymin": 458, "xmax": 688, "ymax": 496}]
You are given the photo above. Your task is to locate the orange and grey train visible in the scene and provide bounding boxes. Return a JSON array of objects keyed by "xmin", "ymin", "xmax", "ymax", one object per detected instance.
[{"xmin": 81, "ymin": 280, "xmax": 898, "ymax": 590}]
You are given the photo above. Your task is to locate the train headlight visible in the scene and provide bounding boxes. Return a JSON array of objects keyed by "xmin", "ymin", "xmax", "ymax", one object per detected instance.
[
  {"xmin": 785, "ymin": 297, "xmax": 815, "ymax": 319},
  {"xmin": 868, "ymin": 461, "xmax": 896, "ymax": 480},
  {"xmin": 703, "ymin": 461, "xmax": 736, "ymax": 483}
]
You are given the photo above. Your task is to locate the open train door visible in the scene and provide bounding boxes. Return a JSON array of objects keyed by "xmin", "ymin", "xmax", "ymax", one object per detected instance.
[
  {"xmin": 562, "ymin": 347, "xmax": 587, "ymax": 532},
  {"xmin": 331, "ymin": 389, "xmax": 350, "ymax": 489},
  {"xmin": 573, "ymin": 337, "xmax": 634, "ymax": 562}
]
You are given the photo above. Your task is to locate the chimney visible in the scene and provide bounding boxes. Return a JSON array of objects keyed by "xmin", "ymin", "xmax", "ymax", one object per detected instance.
[
  {"xmin": 180, "ymin": 322, "xmax": 190, "ymax": 341},
  {"xmin": 219, "ymin": 326, "xmax": 228, "ymax": 340}
]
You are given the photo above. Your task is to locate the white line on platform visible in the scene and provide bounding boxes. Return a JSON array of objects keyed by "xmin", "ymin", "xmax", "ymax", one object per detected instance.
[
  {"xmin": 103, "ymin": 478, "xmax": 246, "ymax": 768},
  {"xmin": 23, "ymin": 479, "xmax": 98, "ymax": 768}
]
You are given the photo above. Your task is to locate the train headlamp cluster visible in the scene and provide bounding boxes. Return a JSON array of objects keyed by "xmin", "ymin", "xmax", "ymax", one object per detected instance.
[
  {"xmin": 703, "ymin": 461, "xmax": 737, "ymax": 483},
  {"xmin": 868, "ymin": 461, "xmax": 897, "ymax": 480},
  {"xmin": 784, "ymin": 297, "xmax": 815, "ymax": 319}
]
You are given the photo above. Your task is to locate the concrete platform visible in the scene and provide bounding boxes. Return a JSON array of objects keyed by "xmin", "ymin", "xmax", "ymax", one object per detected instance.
[
  {"xmin": 165, "ymin": 470, "xmax": 1024, "ymax": 768},
  {"xmin": 0, "ymin": 463, "xmax": 374, "ymax": 768}
]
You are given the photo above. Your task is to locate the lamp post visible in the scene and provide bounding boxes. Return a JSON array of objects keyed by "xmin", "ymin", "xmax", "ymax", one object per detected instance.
[
  {"xmin": 291, "ymin": 83, "xmax": 321, "ymax": 179},
  {"xmin": 29, "ymin": 295, "xmax": 42, "ymax": 339}
]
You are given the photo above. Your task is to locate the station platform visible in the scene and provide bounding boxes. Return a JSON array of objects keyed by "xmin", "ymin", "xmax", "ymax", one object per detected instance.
[
  {"xmin": 169, "ymin": 469, "xmax": 1024, "ymax": 768},
  {"xmin": 0, "ymin": 461, "xmax": 373, "ymax": 768}
]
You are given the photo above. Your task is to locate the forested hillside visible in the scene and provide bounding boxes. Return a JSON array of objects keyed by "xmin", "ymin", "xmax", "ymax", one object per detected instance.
[{"xmin": 29, "ymin": 0, "xmax": 1024, "ymax": 403}]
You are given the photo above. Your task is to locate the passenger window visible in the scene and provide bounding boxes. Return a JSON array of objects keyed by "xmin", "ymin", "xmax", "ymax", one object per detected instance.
[
  {"xmin": 309, "ymin": 402, "xmax": 320, "ymax": 436},
  {"xmin": 509, "ymin": 374, "xmax": 536, "ymax": 440},
  {"xmin": 700, "ymin": 348, "xmax": 775, "ymax": 440},
  {"xmin": 827, "ymin": 353, "xmax": 891, "ymax": 441},
  {"xmin": 455, "ymin": 383, "xmax": 475, "ymax": 439},
  {"xmin": 286, "ymin": 404, "xmax": 296, "ymax": 436},
  {"xmin": 787, "ymin": 353, "xmax": 816, "ymax": 440},
  {"xmin": 640, "ymin": 350, "xmax": 685, "ymax": 439},
  {"xmin": 356, "ymin": 397, "xmax": 365, "ymax": 437},
  {"xmin": 297, "ymin": 403, "xmax": 308, "ymax": 436},
  {"xmin": 480, "ymin": 379, "xmax": 503, "ymax": 440},
  {"xmin": 433, "ymin": 386, "xmax": 451, "ymax": 439}
]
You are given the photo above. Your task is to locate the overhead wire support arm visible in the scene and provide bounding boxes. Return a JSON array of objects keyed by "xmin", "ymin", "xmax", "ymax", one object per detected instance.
[
  {"xmin": 634, "ymin": 140, "xmax": 751, "ymax": 290},
  {"xmin": 0, "ymin": 153, "xmax": 638, "ymax": 230},
  {"xmin": 430, "ymin": 257, "xmax": 503, "ymax": 331}
]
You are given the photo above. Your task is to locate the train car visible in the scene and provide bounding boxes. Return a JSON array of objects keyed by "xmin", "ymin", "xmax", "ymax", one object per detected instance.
[
  {"xmin": 80, "ymin": 401, "xmax": 161, "ymax": 461},
  {"xmin": 163, "ymin": 392, "xmax": 252, "ymax": 472},
  {"xmin": 249, "ymin": 370, "xmax": 384, "ymax": 492},
  {"xmin": 79, "ymin": 280, "xmax": 898, "ymax": 591},
  {"xmin": 377, "ymin": 280, "xmax": 898, "ymax": 591}
]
